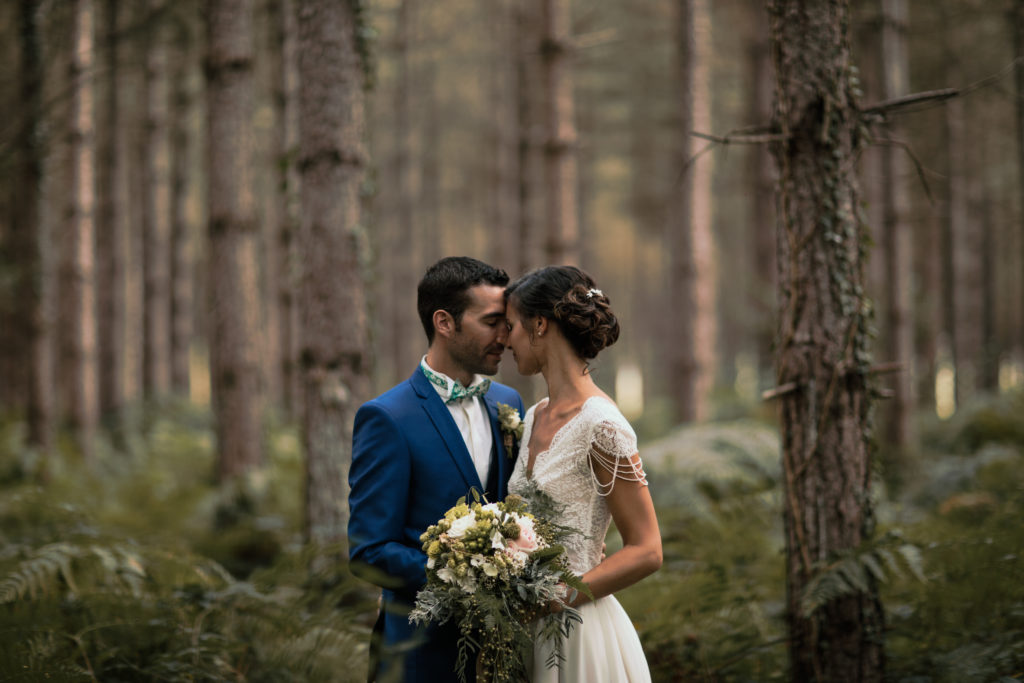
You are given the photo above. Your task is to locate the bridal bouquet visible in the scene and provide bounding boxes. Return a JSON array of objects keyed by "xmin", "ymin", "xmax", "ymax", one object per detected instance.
[{"xmin": 409, "ymin": 493, "xmax": 590, "ymax": 682}]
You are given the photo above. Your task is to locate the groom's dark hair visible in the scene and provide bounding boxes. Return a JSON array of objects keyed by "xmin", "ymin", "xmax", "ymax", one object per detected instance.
[{"xmin": 418, "ymin": 256, "xmax": 509, "ymax": 344}]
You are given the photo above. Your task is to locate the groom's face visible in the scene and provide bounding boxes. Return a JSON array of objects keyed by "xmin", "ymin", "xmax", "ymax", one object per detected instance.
[{"xmin": 448, "ymin": 284, "xmax": 509, "ymax": 377}]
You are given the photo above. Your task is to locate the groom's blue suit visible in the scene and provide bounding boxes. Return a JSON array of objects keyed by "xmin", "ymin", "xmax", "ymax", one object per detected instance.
[{"xmin": 348, "ymin": 369, "xmax": 524, "ymax": 683}]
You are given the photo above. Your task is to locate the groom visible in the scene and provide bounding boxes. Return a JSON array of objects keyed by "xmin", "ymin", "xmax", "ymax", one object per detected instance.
[{"xmin": 348, "ymin": 256, "xmax": 525, "ymax": 682}]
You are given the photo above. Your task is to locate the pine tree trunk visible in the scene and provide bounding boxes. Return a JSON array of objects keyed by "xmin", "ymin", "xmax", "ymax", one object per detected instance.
[
  {"xmin": 879, "ymin": 0, "xmax": 915, "ymax": 454},
  {"xmin": 205, "ymin": 0, "xmax": 265, "ymax": 480},
  {"xmin": 669, "ymin": 0, "xmax": 715, "ymax": 423},
  {"xmin": 68, "ymin": 0, "xmax": 99, "ymax": 459},
  {"xmin": 295, "ymin": 0, "xmax": 371, "ymax": 544},
  {"xmin": 749, "ymin": 4, "xmax": 776, "ymax": 392},
  {"xmin": 945, "ymin": 96, "xmax": 973, "ymax": 407},
  {"xmin": 169, "ymin": 17, "xmax": 194, "ymax": 397},
  {"xmin": 14, "ymin": 0, "xmax": 54, "ymax": 455},
  {"xmin": 540, "ymin": 0, "xmax": 579, "ymax": 265},
  {"xmin": 142, "ymin": 1, "xmax": 171, "ymax": 399},
  {"xmin": 1012, "ymin": 0, "xmax": 1024, "ymax": 362},
  {"xmin": 391, "ymin": 0, "xmax": 417, "ymax": 380},
  {"xmin": 515, "ymin": 2, "xmax": 540, "ymax": 274},
  {"xmin": 96, "ymin": 0, "xmax": 126, "ymax": 426},
  {"xmin": 486, "ymin": 0, "xmax": 520, "ymax": 276},
  {"xmin": 767, "ymin": 0, "xmax": 886, "ymax": 680},
  {"xmin": 263, "ymin": 0, "xmax": 300, "ymax": 418}
]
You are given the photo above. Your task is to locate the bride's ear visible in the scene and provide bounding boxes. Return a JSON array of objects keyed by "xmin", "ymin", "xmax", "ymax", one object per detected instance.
[{"xmin": 535, "ymin": 317, "xmax": 549, "ymax": 338}]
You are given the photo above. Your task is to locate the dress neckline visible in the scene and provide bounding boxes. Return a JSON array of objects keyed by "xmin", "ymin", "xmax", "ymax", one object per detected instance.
[{"xmin": 523, "ymin": 395, "xmax": 611, "ymax": 477}]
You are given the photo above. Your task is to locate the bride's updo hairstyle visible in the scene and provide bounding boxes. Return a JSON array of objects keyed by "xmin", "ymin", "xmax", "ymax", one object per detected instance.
[{"xmin": 505, "ymin": 265, "xmax": 620, "ymax": 360}]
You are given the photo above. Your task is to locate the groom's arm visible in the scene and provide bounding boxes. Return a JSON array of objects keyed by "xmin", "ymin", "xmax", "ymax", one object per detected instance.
[{"xmin": 348, "ymin": 402, "xmax": 428, "ymax": 596}]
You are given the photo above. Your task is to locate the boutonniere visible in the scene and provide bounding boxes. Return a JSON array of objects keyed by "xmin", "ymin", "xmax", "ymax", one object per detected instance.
[{"xmin": 497, "ymin": 403, "xmax": 524, "ymax": 459}]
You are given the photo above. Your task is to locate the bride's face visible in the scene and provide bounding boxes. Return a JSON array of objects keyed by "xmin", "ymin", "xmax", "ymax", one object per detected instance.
[{"xmin": 505, "ymin": 303, "xmax": 542, "ymax": 376}]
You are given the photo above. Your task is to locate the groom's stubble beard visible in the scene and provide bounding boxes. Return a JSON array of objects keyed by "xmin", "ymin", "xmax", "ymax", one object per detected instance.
[{"xmin": 449, "ymin": 325, "xmax": 504, "ymax": 377}]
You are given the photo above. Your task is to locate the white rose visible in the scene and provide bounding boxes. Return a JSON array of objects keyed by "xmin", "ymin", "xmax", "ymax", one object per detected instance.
[{"xmin": 447, "ymin": 511, "xmax": 476, "ymax": 538}]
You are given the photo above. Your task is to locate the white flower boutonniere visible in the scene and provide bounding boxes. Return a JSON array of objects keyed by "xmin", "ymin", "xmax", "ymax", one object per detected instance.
[{"xmin": 497, "ymin": 403, "xmax": 524, "ymax": 459}]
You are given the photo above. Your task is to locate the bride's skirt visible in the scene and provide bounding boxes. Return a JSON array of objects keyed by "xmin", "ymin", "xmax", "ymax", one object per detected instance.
[{"xmin": 532, "ymin": 595, "xmax": 651, "ymax": 682}]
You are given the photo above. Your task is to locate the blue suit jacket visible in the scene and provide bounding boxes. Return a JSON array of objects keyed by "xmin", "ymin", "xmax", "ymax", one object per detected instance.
[{"xmin": 348, "ymin": 369, "xmax": 524, "ymax": 683}]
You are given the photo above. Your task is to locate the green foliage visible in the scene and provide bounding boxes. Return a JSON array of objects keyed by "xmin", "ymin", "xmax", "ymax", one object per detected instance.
[
  {"xmin": 2, "ymin": 394, "xmax": 1023, "ymax": 681},
  {"xmin": 800, "ymin": 533, "xmax": 925, "ymax": 618},
  {"xmin": 0, "ymin": 403, "xmax": 374, "ymax": 681}
]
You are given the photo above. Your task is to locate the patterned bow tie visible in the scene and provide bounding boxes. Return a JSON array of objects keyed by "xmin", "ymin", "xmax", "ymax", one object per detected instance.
[
  {"xmin": 421, "ymin": 364, "xmax": 491, "ymax": 404},
  {"xmin": 446, "ymin": 379, "xmax": 491, "ymax": 405}
]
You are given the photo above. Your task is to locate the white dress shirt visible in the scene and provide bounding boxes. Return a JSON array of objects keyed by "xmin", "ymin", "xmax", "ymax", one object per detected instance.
[{"xmin": 420, "ymin": 357, "xmax": 493, "ymax": 486}]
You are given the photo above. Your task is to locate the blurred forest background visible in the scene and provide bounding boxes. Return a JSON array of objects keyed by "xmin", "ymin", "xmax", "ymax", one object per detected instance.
[{"xmin": 1, "ymin": 0, "xmax": 1022, "ymax": 681}]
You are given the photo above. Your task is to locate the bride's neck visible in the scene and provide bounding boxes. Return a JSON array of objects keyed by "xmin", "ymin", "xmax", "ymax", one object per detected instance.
[{"xmin": 542, "ymin": 346, "xmax": 594, "ymax": 406}]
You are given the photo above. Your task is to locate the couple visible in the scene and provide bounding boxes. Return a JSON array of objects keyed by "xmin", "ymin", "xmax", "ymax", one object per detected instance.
[{"xmin": 348, "ymin": 257, "xmax": 662, "ymax": 682}]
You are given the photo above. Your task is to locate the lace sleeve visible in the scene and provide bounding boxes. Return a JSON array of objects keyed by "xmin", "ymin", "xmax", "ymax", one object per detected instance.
[{"xmin": 587, "ymin": 419, "xmax": 648, "ymax": 496}]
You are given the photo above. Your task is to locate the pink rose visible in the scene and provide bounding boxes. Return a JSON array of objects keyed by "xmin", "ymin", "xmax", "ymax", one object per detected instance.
[{"xmin": 507, "ymin": 518, "xmax": 541, "ymax": 554}]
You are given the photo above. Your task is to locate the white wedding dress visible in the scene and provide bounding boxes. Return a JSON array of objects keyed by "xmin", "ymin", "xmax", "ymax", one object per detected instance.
[{"xmin": 508, "ymin": 396, "xmax": 652, "ymax": 683}]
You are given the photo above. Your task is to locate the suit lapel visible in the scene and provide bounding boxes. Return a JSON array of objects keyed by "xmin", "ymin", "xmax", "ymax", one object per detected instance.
[
  {"xmin": 410, "ymin": 370, "xmax": 483, "ymax": 493},
  {"xmin": 483, "ymin": 394, "xmax": 512, "ymax": 500}
]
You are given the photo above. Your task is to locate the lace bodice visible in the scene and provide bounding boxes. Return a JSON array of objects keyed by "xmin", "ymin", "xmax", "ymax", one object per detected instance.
[{"xmin": 508, "ymin": 396, "xmax": 647, "ymax": 575}]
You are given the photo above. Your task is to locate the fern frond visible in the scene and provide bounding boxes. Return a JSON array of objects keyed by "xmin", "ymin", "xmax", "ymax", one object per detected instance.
[
  {"xmin": 800, "ymin": 538, "xmax": 926, "ymax": 617},
  {"xmin": 0, "ymin": 542, "xmax": 84, "ymax": 603}
]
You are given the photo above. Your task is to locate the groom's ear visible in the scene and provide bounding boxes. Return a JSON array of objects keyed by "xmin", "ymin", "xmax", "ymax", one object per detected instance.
[{"xmin": 433, "ymin": 309, "xmax": 456, "ymax": 340}]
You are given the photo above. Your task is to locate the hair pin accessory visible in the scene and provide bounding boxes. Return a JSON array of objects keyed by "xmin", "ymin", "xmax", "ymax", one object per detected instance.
[{"xmin": 586, "ymin": 288, "xmax": 603, "ymax": 299}]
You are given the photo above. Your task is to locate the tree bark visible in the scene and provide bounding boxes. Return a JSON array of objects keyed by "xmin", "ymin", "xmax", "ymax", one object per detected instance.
[
  {"xmin": 295, "ymin": 0, "xmax": 372, "ymax": 544},
  {"xmin": 13, "ymin": 0, "xmax": 55, "ymax": 456},
  {"xmin": 96, "ymin": 0, "xmax": 126, "ymax": 427},
  {"xmin": 749, "ymin": 3, "xmax": 776, "ymax": 392},
  {"xmin": 169, "ymin": 14, "xmax": 194, "ymax": 397},
  {"xmin": 945, "ymin": 96, "xmax": 974, "ymax": 407},
  {"xmin": 205, "ymin": 0, "xmax": 265, "ymax": 481},
  {"xmin": 68, "ymin": 0, "xmax": 99, "ymax": 459},
  {"xmin": 142, "ymin": 0, "xmax": 171, "ymax": 399},
  {"xmin": 767, "ymin": 0, "xmax": 885, "ymax": 680},
  {"xmin": 391, "ymin": 0, "xmax": 418, "ymax": 381},
  {"xmin": 261, "ymin": 0, "xmax": 300, "ymax": 417},
  {"xmin": 540, "ymin": 0, "xmax": 579, "ymax": 266},
  {"xmin": 486, "ymin": 0, "xmax": 521, "ymax": 276},
  {"xmin": 1012, "ymin": 0, "xmax": 1024, "ymax": 362},
  {"xmin": 669, "ymin": 0, "xmax": 715, "ymax": 423},
  {"xmin": 879, "ymin": 0, "xmax": 915, "ymax": 453}
]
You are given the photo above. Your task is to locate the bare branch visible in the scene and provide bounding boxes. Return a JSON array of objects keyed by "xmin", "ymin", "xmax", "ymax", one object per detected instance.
[
  {"xmin": 860, "ymin": 88, "xmax": 959, "ymax": 117},
  {"xmin": 869, "ymin": 138, "xmax": 935, "ymax": 204}
]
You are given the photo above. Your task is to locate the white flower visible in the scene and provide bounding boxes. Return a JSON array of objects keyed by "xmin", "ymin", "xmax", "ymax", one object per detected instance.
[
  {"xmin": 426, "ymin": 557, "xmax": 435, "ymax": 569},
  {"xmin": 437, "ymin": 567, "xmax": 456, "ymax": 584},
  {"xmin": 490, "ymin": 529, "xmax": 505, "ymax": 550},
  {"xmin": 447, "ymin": 511, "xmax": 476, "ymax": 538}
]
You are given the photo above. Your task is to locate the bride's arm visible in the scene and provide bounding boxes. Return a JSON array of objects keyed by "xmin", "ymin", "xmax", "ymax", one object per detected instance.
[{"xmin": 565, "ymin": 449, "xmax": 662, "ymax": 608}]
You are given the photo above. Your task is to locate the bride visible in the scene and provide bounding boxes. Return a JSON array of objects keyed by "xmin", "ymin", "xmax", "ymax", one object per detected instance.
[{"xmin": 504, "ymin": 265, "xmax": 662, "ymax": 682}]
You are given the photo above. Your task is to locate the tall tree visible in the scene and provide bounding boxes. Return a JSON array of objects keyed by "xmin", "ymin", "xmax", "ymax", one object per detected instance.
[
  {"xmin": 540, "ymin": 0, "xmax": 579, "ymax": 265},
  {"xmin": 169, "ymin": 9, "xmax": 195, "ymax": 396},
  {"xmin": 749, "ymin": 3, "xmax": 776, "ymax": 391},
  {"xmin": 669, "ymin": 0, "xmax": 715, "ymax": 423},
  {"xmin": 295, "ymin": 0, "xmax": 372, "ymax": 544},
  {"xmin": 68, "ymin": 0, "xmax": 99, "ymax": 458},
  {"xmin": 486, "ymin": 0, "xmax": 521, "ymax": 276},
  {"xmin": 390, "ymin": 0, "xmax": 418, "ymax": 382},
  {"xmin": 1012, "ymin": 0, "xmax": 1024, "ymax": 361},
  {"xmin": 262, "ymin": 0, "xmax": 300, "ymax": 417},
  {"xmin": 13, "ymin": 0, "xmax": 54, "ymax": 456},
  {"xmin": 879, "ymin": 0, "xmax": 915, "ymax": 453},
  {"xmin": 767, "ymin": 0, "xmax": 886, "ymax": 679},
  {"xmin": 96, "ymin": 0, "xmax": 126, "ymax": 427},
  {"xmin": 205, "ymin": 0, "xmax": 264, "ymax": 481},
  {"xmin": 141, "ymin": 0, "xmax": 171, "ymax": 399}
]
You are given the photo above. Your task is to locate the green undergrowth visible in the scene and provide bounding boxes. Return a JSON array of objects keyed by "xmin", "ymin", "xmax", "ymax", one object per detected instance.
[
  {"xmin": 0, "ymin": 400, "xmax": 375, "ymax": 681},
  {"xmin": 1, "ymin": 389, "xmax": 1022, "ymax": 681}
]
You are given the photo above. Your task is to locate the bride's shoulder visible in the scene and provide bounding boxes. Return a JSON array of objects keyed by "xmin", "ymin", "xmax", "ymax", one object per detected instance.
[
  {"xmin": 582, "ymin": 396, "xmax": 636, "ymax": 436},
  {"xmin": 525, "ymin": 398, "xmax": 549, "ymax": 419}
]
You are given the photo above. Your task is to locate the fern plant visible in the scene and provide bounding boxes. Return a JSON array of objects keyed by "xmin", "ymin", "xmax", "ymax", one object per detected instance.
[{"xmin": 800, "ymin": 532, "xmax": 926, "ymax": 617}]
